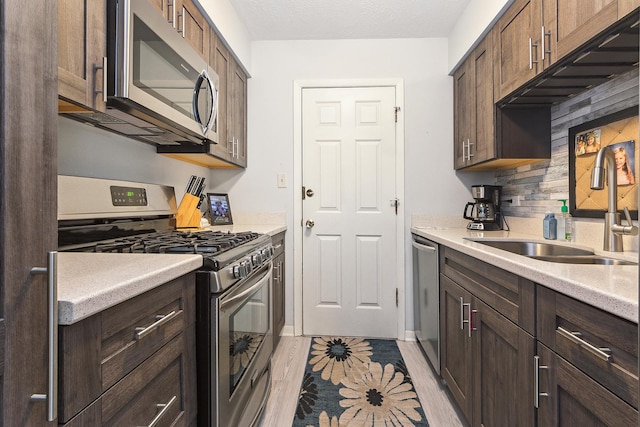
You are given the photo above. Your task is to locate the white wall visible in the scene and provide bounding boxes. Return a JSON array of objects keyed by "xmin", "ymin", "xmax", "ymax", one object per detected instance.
[
  {"xmin": 58, "ymin": 116, "xmax": 212, "ymax": 200},
  {"xmin": 447, "ymin": 0, "xmax": 512, "ymax": 73},
  {"xmin": 204, "ymin": 38, "xmax": 492, "ymax": 332}
]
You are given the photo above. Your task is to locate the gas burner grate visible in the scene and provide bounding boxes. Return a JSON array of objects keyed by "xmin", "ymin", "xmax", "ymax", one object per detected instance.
[{"xmin": 91, "ymin": 230, "xmax": 262, "ymax": 255}]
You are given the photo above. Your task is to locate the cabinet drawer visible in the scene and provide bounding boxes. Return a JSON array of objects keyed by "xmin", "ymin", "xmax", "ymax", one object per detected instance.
[
  {"xmin": 63, "ymin": 333, "xmax": 195, "ymax": 427},
  {"xmin": 537, "ymin": 285, "xmax": 638, "ymax": 409},
  {"xmin": 58, "ymin": 273, "xmax": 196, "ymax": 423},
  {"xmin": 101, "ymin": 274, "xmax": 195, "ymax": 390},
  {"xmin": 440, "ymin": 246, "xmax": 535, "ymax": 334},
  {"xmin": 102, "ymin": 333, "xmax": 192, "ymax": 426}
]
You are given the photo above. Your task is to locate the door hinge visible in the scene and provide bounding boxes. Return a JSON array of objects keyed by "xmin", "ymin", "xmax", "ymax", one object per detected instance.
[
  {"xmin": 394, "ymin": 106, "xmax": 401, "ymax": 123},
  {"xmin": 302, "ymin": 186, "xmax": 306, "ymax": 200},
  {"xmin": 396, "ymin": 288, "xmax": 399, "ymax": 307}
]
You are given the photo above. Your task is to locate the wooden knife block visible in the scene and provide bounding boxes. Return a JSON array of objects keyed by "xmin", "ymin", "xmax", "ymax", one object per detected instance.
[{"xmin": 176, "ymin": 193, "xmax": 202, "ymax": 228}]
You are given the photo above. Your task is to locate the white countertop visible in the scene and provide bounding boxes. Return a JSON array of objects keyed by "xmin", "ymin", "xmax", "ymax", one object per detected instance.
[
  {"xmin": 57, "ymin": 223, "xmax": 287, "ymax": 325},
  {"xmin": 199, "ymin": 223, "xmax": 287, "ymax": 236},
  {"xmin": 412, "ymin": 226, "xmax": 639, "ymax": 323},
  {"xmin": 57, "ymin": 253, "xmax": 203, "ymax": 325}
]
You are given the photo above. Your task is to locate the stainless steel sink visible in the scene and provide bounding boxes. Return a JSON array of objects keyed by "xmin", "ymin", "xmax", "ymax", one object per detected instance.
[
  {"xmin": 468, "ymin": 239, "xmax": 594, "ymax": 257},
  {"xmin": 530, "ymin": 255, "xmax": 637, "ymax": 265},
  {"xmin": 467, "ymin": 239, "xmax": 637, "ymax": 265}
]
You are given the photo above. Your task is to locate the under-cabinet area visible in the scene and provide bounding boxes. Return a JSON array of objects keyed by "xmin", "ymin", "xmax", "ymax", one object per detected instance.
[
  {"xmin": 414, "ymin": 225, "xmax": 639, "ymax": 427},
  {"xmin": 452, "ymin": 0, "xmax": 640, "ymax": 171}
]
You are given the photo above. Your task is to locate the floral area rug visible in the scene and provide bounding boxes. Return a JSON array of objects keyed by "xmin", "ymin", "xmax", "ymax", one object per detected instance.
[{"xmin": 293, "ymin": 337, "xmax": 429, "ymax": 427}]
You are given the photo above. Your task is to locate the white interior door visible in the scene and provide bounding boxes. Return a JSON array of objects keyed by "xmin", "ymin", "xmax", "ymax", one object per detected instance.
[{"xmin": 302, "ymin": 86, "xmax": 398, "ymax": 338}]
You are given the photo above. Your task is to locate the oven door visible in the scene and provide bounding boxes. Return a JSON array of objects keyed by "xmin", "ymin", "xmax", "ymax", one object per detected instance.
[{"xmin": 215, "ymin": 263, "xmax": 273, "ymax": 427}]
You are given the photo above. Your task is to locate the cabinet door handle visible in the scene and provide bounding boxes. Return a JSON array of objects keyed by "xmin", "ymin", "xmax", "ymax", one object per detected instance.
[
  {"xmin": 140, "ymin": 395, "xmax": 177, "ymax": 427},
  {"xmin": 177, "ymin": 9, "xmax": 184, "ymax": 35},
  {"xmin": 135, "ymin": 310, "xmax": 179, "ymax": 340},
  {"xmin": 534, "ymin": 355, "xmax": 549, "ymax": 408},
  {"xmin": 470, "ymin": 309, "xmax": 477, "ymax": 336},
  {"xmin": 557, "ymin": 326, "xmax": 612, "ymax": 362},
  {"xmin": 29, "ymin": 251, "xmax": 58, "ymax": 422},
  {"xmin": 541, "ymin": 26, "xmax": 551, "ymax": 62},
  {"xmin": 461, "ymin": 140, "xmax": 466, "ymax": 162},
  {"xmin": 529, "ymin": 38, "xmax": 539, "ymax": 71},
  {"xmin": 467, "ymin": 140, "xmax": 474, "ymax": 160},
  {"xmin": 167, "ymin": 1, "xmax": 175, "ymax": 27},
  {"xmin": 93, "ymin": 57, "xmax": 108, "ymax": 104},
  {"xmin": 460, "ymin": 297, "xmax": 471, "ymax": 335}
]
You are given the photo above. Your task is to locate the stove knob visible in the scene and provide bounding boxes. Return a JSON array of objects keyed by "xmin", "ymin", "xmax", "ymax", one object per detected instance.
[
  {"xmin": 242, "ymin": 260, "xmax": 253, "ymax": 275},
  {"xmin": 252, "ymin": 253, "xmax": 263, "ymax": 266},
  {"xmin": 233, "ymin": 265, "xmax": 244, "ymax": 279}
]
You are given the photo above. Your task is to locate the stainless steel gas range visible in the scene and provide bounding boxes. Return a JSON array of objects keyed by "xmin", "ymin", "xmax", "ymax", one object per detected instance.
[{"xmin": 58, "ymin": 175, "xmax": 273, "ymax": 427}]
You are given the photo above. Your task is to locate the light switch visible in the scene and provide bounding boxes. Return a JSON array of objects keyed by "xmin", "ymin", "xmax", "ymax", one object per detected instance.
[{"xmin": 277, "ymin": 174, "xmax": 287, "ymax": 188}]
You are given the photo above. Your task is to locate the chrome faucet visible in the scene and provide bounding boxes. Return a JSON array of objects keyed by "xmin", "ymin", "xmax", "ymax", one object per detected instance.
[{"xmin": 590, "ymin": 146, "xmax": 638, "ymax": 251}]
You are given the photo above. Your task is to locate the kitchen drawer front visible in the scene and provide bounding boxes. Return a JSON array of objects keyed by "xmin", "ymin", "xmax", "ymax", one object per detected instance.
[
  {"xmin": 537, "ymin": 285, "xmax": 638, "ymax": 409},
  {"xmin": 58, "ymin": 273, "xmax": 196, "ymax": 423},
  {"xmin": 440, "ymin": 246, "xmax": 535, "ymax": 334},
  {"xmin": 102, "ymin": 333, "xmax": 193, "ymax": 426},
  {"xmin": 101, "ymin": 273, "xmax": 195, "ymax": 390},
  {"xmin": 60, "ymin": 332, "xmax": 196, "ymax": 427}
]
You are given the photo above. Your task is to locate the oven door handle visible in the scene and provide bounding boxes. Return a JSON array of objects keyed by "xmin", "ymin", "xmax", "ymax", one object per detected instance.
[{"xmin": 221, "ymin": 264, "xmax": 273, "ymax": 310}]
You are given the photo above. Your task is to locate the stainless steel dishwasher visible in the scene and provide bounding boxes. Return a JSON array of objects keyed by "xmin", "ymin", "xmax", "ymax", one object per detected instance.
[{"xmin": 412, "ymin": 234, "xmax": 440, "ymax": 374}]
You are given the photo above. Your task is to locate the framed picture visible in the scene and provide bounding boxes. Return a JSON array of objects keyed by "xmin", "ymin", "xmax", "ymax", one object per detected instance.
[
  {"xmin": 569, "ymin": 106, "xmax": 638, "ymax": 219},
  {"xmin": 207, "ymin": 193, "xmax": 233, "ymax": 225}
]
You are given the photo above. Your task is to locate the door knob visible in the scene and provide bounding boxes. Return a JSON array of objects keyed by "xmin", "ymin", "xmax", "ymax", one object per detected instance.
[
  {"xmin": 306, "ymin": 188, "xmax": 314, "ymax": 197},
  {"xmin": 305, "ymin": 220, "xmax": 315, "ymax": 229}
]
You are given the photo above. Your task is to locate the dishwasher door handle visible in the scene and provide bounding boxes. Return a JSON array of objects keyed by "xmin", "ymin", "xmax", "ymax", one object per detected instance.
[{"xmin": 412, "ymin": 241, "xmax": 436, "ymax": 252}]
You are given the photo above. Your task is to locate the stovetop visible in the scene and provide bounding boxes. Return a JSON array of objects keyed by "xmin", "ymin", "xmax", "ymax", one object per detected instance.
[
  {"xmin": 63, "ymin": 230, "xmax": 270, "ymax": 271},
  {"xmin": 90, "ymin": 230, "xmax": 261, "ymax": 255}
]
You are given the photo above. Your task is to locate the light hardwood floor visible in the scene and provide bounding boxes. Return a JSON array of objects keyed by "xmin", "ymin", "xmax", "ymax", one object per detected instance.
[{"xmin": 258, "ymin": 336, "xmax": 466, "ymax": 427}]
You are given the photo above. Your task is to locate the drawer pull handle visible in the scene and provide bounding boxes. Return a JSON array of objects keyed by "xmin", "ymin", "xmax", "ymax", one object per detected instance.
[
  {"xmin": 534, "ymin": 355, "xmax": 549, "ymax": 408},
  {"xmin": 135, "ymin": 310, "xmax": 178, "ymax": 340},
  {"xmin": 140, "ymin": 395, "xmax": 177, "ymax": 427},
  {"xmin": 557, "ymin": 326, "xmax": 612, "ymax": 362}
]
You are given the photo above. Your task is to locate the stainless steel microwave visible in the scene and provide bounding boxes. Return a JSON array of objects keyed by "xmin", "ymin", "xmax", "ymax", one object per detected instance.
[{"xmin": 105, "ymin": 0, "xmax": 219, "ymax": 146}]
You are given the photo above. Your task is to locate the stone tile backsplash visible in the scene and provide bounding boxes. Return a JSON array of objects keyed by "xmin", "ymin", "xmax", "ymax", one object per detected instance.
[{"xmin": 497, "ymin": 68, "xmax": 639, "ymax": 222}]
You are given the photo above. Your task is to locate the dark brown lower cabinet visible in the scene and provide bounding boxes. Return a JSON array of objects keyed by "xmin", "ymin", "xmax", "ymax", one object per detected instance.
[
  {"xmin": 440, "ymin": 276, "xmax": 474, "ymax": 422},
  {"xmin": 272, "ymin": 231, "xmax": 286, "ymax": 349},
  {"xmin": 473, "ymin": 299, "xmax": 535, "ymax": 426},
  {"xmin": 58, "ymin": 274, "xmax": 197, "ymax": 426},
  {"xmin": 440, "ymin": 274, "xmax": 535, "ymax": 426},
  {"xmin": 439, "ymin": 245, "xmax": 639, "ymax": 427},
  {"xmin": 536, "ymin": 343, "xmax": 637, "ymax": 426}
]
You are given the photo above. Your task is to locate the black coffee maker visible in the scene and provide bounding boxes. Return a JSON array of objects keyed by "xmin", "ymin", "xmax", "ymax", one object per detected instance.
[{"xmin": 463, "ymin": 185, "xmax": 503, "ymax": 230}]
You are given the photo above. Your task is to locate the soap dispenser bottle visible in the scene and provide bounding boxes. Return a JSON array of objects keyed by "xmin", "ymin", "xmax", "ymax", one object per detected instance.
[
  {"xmin": 543, "ymin": 211, "xmax": 557, "ymax": 240},
  {"xmin": 557, "ymin": 199, "xmax": 574, "ymax": 242}
]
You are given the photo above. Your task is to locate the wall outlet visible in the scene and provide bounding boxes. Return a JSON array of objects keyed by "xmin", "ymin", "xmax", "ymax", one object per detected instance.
[
  {"xmin": 277, "ymin": 173, "xmax": 287, "ymax": 188},
  {"xmin": 512, "ymin": 195, "xmax": 521, "ymax": 206}
]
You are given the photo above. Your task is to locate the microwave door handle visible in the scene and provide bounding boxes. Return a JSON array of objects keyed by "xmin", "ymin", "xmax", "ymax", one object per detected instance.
[
  {"xmin": 201, "ymin": 69, "xmax": 216, "ymax": 134},
  {"xmin": 205, "ymin": 77, "xmax": 218, "ymax": 135},
  {"xmin": 192, "ymin": 71, "xmax": 206, "ymax": 134}
]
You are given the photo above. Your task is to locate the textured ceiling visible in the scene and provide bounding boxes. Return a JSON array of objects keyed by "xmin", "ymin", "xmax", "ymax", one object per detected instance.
[{"xmin": 226, "ymin": 0, "xmax": 472, "ymax": 40}]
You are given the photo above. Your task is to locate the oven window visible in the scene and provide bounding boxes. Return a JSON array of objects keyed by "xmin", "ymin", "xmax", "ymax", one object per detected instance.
[{"xmin": 228, "ymin": 283, "xmax": 270, "ymax": 396}]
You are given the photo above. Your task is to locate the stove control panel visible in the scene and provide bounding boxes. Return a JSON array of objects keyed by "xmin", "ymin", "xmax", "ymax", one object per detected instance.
[{"xmin": 110, "ymin": 186, "xmax": 148, "ymax": 206}]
